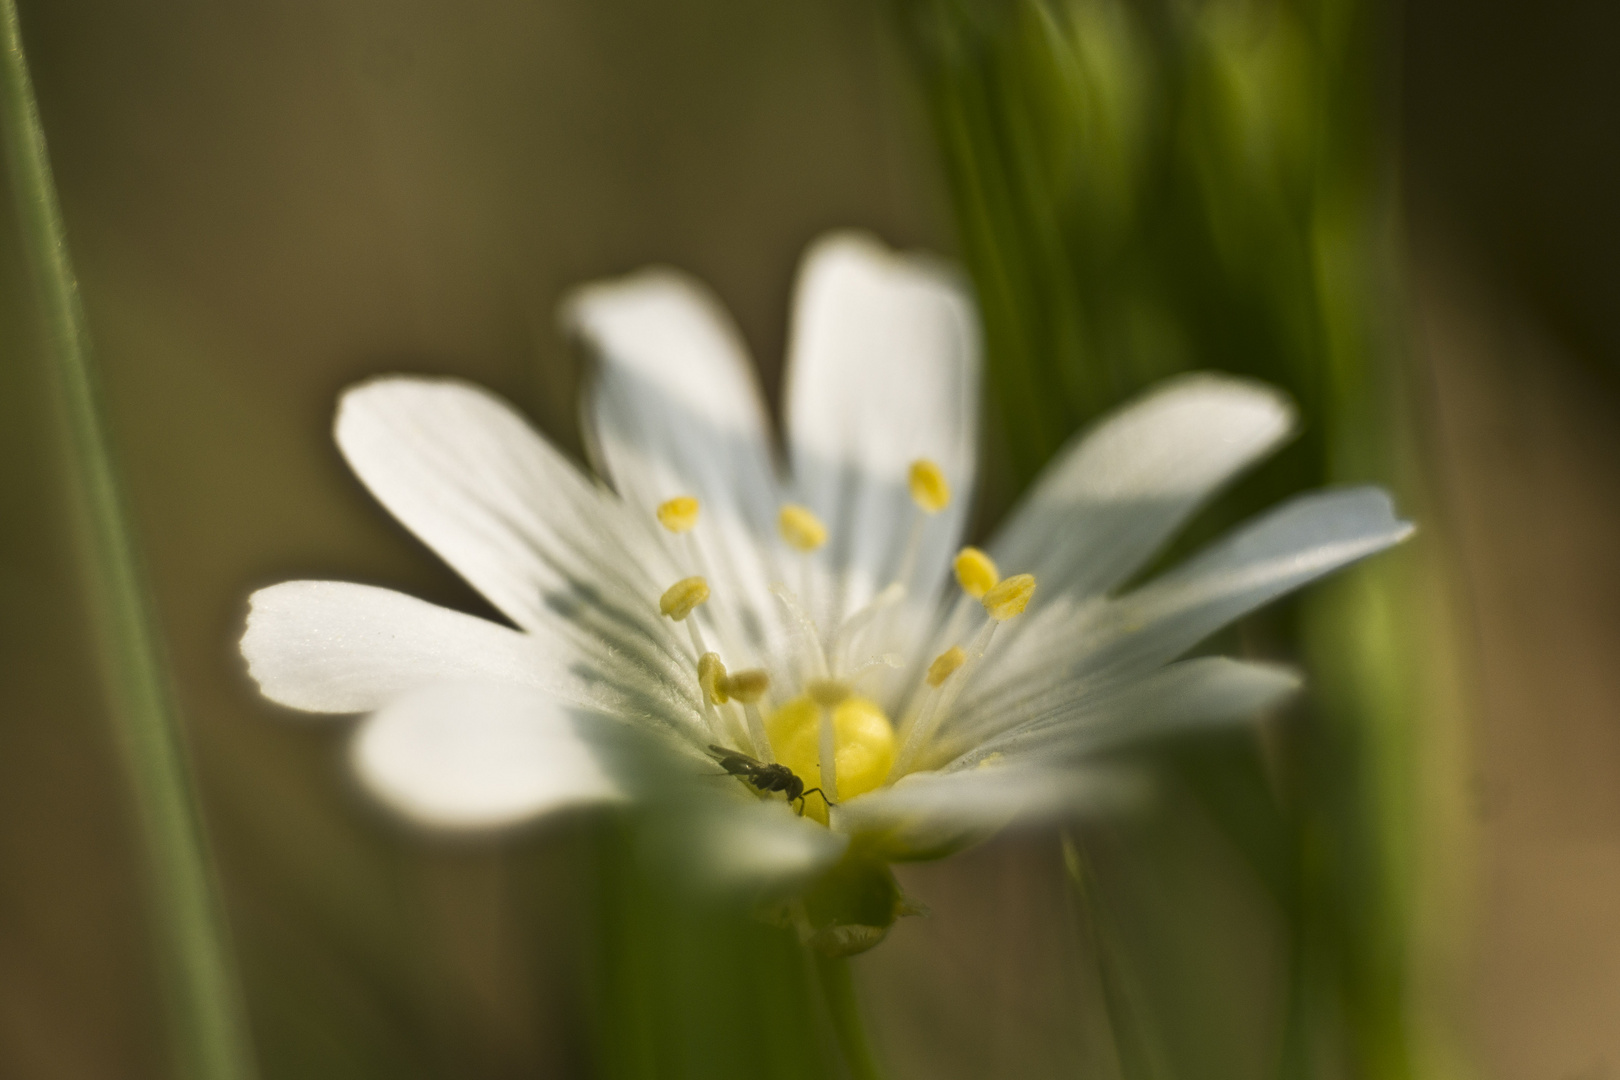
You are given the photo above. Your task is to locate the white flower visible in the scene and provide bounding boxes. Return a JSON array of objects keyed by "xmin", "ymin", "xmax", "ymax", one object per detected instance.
[{"xmin": 241, "ymin": 231, "xmax": 1410, "ymax": 952}]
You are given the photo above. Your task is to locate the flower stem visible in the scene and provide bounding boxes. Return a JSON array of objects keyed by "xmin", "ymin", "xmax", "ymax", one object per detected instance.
[
  {"xmin": 811, "ymin": 952, "xmax": 885, "ymax": 1080},
  {"xmin": 0, "ymin": 6, "xmax": 257, "ymax": 1079}
]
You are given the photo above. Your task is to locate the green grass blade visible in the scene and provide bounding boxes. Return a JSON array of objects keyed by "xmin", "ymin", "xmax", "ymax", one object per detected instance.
[{"xmin": 0, "ymin": 5, "xmax": 257, "ymax": 1078}]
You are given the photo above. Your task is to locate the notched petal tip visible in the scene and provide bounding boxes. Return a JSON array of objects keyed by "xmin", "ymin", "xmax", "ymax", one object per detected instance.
[
  {"xmin": 797, "ymin": 228, "xmax": 977, "ymax": 308},
  {"xmin": 240, "ymin": 581, "xmax": 361, "ymax": 715},
  {"xmin": 556, "ymin": 264, "xmax": 716, "ymax": 340},
  {"xmin": 1323, "ymin": 485, "xmax": 1417, "ymax": 549},
  {"xmin": 241, "ymin": 580, "xmax": 568, "ymax": 717}
]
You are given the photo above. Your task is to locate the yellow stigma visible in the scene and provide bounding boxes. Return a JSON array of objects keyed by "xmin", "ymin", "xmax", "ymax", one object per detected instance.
[
  {"xmin": 657, "ymin": 495, "xmax": 701, "ymax": 533},
  {"xmin": 698, "ymin": 652, "xmax": 728, "ymax": 704},
  {"xmin": 767, "ymin": 694, "xmax": 895, "ymax": 825},
  {"xmin": 953, "ymin": 546, "xmax": 1000, "ymax": 599},
  {"xmin": 926, "ymin": 646, "xmax": 967, "ymax": 688},
  {"xmin": 982, "ymin": 573, "xmax": 1036, "ymax": 621},
  {"xmin": 778, "ymin": 504, "xmax": 828, "ymax": 552},
  {"xmin": 806, "ymin": 678, "xmax": 851, "ymax": 708},
  {"xmin": 908, "ymin": 459, "xmax": 951, "ymax": 514},
  {"xmin": 720, "ymin": 668, "xmax": 770, "ymax": 704},
  {"xmin": 659, "ymin": 576, "xmax": 710, "ymax": 621}
]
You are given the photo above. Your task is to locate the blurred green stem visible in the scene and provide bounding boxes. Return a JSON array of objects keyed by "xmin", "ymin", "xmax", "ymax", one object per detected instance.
[
  {"xmin": 0, "ymin": 4, "xmax": 256, "ymax": 1079},
  {"xmin": 1060, "ymin": 833, "xmax": 1167, "ymax": 1080},
  {"xmin": 811, "ymin": 953, "xmax": 885, "ymax": 1080},
  {"xmin": 895, "ymin": 0, "xmax": 1471, "ymax": 1076}
]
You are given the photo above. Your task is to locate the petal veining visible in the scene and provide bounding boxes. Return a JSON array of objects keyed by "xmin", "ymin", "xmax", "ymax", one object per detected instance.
[
  {"xmin": 954, "ymin": 487, "xmax": 1411, "ymax": 738},
  {"xmin": 564, "ymin": 270, "xmax": 787, "ymax": 666},
  {"xmin": 243, "ymin": 581, "xmax": 577, "ymax": 714},
  {"xmin": 334, "ymin": 377, "xmax": 696, "ymax": 701},
  {"xmin": 993, "ymin": 372, "xmax": 1295, "ymax": 599},
  {"xmin": 942, "ymin": 657, "xmax": 1300, "ymax": 770},
  {"xmin": 783, "ymin": 232, "xmax": 980, "ymax": 639},
  {"xmin": 921, "ymin": 374, "xmax": 1294, "ymax": 684}
]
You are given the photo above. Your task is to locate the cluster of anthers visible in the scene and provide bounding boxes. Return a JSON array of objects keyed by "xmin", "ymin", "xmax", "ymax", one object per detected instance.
[{"xmin": 651, "ymin": 460, "xmax": 1032, "ymax": 826}]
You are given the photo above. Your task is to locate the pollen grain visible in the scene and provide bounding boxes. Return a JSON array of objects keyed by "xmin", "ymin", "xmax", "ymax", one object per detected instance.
[
  {"xmin": 778, "ymin": 504, "xmax": 828, "ymax": 552},
  {"xmin": 926, "ymin": 646, "xmax": 967, "ymax": 688},
  {"xmin": 659, "ymin": 576, "xmax": 710, "ymax": 621},
  {"xmin": 953, "ymin": 547, "xmax": 999, "ymax": 599},
  {"xmin": 721, "ymin": 668, "xmax": 771, "ymax": 703},
  {"xmin": 698, "ymin": 652, "xmax": 728, "ymax": 704},
  {"xmin": 908, "ymin": 459, "xmax": 951, "ymax": 513},
  {"xmin": 982, "ymin": 573, "xmax": 1036, "ymax": 621},
  {"xmin": 657, "ymin": 495, "xmax": 701, "ymax": 533}
]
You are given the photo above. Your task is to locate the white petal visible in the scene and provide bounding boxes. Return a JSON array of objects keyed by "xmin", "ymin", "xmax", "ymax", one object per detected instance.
[
  {"xmin": 653, "ymin": 795, "xmax": 850, "ymax": 894},
  {"xmin": 836, "ymin": 766, "xmax": 1144, "ymax": 862},
  {"xmin": 563, "ymin": 269, "xmax": 786, "ymax": 665},
  {"xmin": 993, "ymin": 372, "xmax": 1295, "ymax": 599},
  {"xmin": 242, "ymin": 581, "xmax": 581, "ymax": 714},
  {"xmin": 334, "ymin": 378, "xmax": 700, "ymax": 714},
  {"xmin": 1088, "ymin": 486, "xmax": 1413, "ymax": 674},
  {"xmin": 783, "ymin": 232, "xmax": 980, "ymax": 632},
  {"xmin": 944, "ymin": 658, "xmax": 1300, "ymax": 769},
  {"xmin": 351, "ymin": 681, "xmax": 623, "ymax": 829},
  {"xmin": 956, "ymin": 487, "xmax": 1411, "ymax": 733},
  {"xmin": 919, "ymin": 374, "xmax": 1294, "ymax": 688}
]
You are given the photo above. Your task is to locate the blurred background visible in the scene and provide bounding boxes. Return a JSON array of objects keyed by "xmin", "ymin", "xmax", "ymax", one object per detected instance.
[{"xmin": 2, "ymin": 0, "xmax": 1618, "ymax": 1077}]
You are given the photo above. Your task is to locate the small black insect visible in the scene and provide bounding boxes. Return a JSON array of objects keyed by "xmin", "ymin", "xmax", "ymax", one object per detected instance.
[{"xmin": 708, "ymin": 744, "xmax": 833, "ymax": 815}]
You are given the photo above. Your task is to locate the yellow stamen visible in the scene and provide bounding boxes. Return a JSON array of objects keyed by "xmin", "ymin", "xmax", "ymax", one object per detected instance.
[
  {"xmin": 778, "ymin": 504, "xmax": 828, "ymax": 552},
  {"xmin": 806, "ymin": 678, "xmax": 851, "ymax": 708},
  {"xmin": 656, "ymin": 495, "xmax": 701, "ymax": 533},
  {"xmin": 982, "ymin": 573, "xmax": 1036, "ymax": 621},
  {"xmin": 908, "ymin": 459, "xmax": 951, "ymax": 513},
  {"xmin": 659, "ymin": 576, "xmax": 710, "ymax": 621},
  {"xmin": 698, "ymin": 652, "xmax": 728, "ymax": 705},
  {"xmin": 720, "ymin": 669, "xmax": 770, "ymax": 704},
  {"xmin": 953, "ymin": 547, "xmax": 999, "ymax": 599},
  {"xmin": 926, "ymin": 646, "xmax": 967, "ymax": 688},
  {"xmin": 766, "ymin": 694, "xmax": 895, "ymax": 825}
]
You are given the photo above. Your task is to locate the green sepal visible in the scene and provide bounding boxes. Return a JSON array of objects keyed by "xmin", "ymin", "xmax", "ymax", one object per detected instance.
[{"xmin": 802, "ymin": 855, "xmax": 911, "ymax": 957}]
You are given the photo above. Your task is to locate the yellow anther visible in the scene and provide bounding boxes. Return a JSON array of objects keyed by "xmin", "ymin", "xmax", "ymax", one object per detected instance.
[
  {"xmin": 657, "ymin": 495, "xmax": 701, "ymax": 533},
  {"xmin": 659, "ymin": 576, "xmax": 710, "ymax": 621},
  {"xmin": 778, "ymin": 504, "xmax": 828, "ymax": 552},
  {"xmin": 807, "ymin": 678, "xmax": 851, "ymax": 708},
  {"xmin": 720, "ymin": 669, "xmax": 770, "ymax": 704},
  {"xmin": 982, "ymin": 573, "xmax": 1036, "ymax": 622},
  {"xmin": 926, "ymin": 646, "xmax": 967, "ymax": 688},
  {"xmin": 953, "ymin": 546, "xmax": 1000, "ymax": 599},
  {"xmin": 908, "ymin": 459, "xmax": 951, "ymax": 514},
  {"xmin": 698, "ymin": 652, "xmax": 728, "ymax": 704}
]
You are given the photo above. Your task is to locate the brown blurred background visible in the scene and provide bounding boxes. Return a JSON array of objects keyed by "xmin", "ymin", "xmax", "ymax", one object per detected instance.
[{"xmin": 2, "ymin": 0, "xmax": 1618, "ymax": 1077}]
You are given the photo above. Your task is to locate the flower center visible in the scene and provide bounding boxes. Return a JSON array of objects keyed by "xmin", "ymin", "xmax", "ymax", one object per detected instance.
[
  {"xmin": 651, "ymin": 457, "xmax": 1038, "ymax": 815},
  {"xmin": 766, "ymin": 693, "xmax": 895, "ymax": 825}
]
